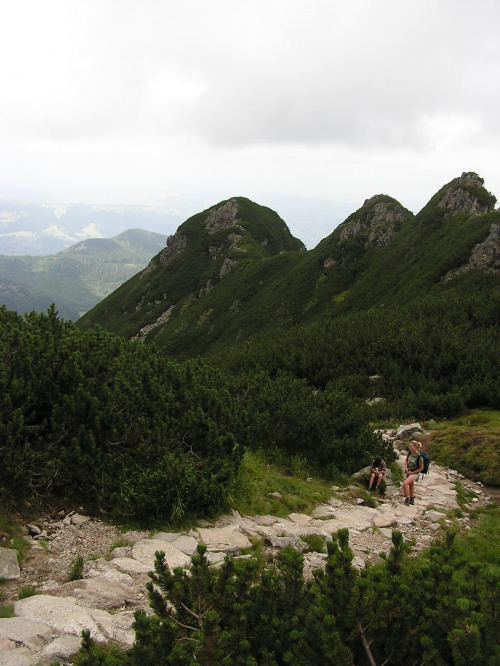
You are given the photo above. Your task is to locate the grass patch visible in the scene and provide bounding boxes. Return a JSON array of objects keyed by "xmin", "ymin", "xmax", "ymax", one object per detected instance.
[
  {"xmin": 68, "ymin": 555, "xmax": 84, "ymax": 581},
  {"xmin": 18, "ymin": 585, "xmax": 38, "ymax": 599},
  {"xmin": 0, "ymin": 604, "xmax": 14, "ymax": 618},
  {"xmin": 300, "ymin": 533, "xmax": 326, "ymax": 553},
  {"xmin": 453, "ymin": 505, "xmax": 500, "ymax": 568},
  {"xmin": 230, "ymin": 449, "xmax": 334, "ymax": 518},
  {"xmin": 427, "ymin": 410, "xmax": 500, "ymax": 486}
]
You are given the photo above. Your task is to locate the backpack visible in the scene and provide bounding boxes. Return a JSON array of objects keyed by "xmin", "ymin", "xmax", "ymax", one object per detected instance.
[{"xmin": 418, "ymin": 451, "xmax": 431, "ymax": 475}]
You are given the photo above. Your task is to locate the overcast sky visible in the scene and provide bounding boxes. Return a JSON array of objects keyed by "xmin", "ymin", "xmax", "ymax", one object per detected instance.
[{"xmin": 1, "ymin": 0, "xmax": 499, "ymax": 247}]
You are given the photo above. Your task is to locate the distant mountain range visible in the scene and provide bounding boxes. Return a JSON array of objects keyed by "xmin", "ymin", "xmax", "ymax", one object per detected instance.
[
  {"xmin": 78, "ymin": 172, "xmax": 500, "ymax": 360},
  {"xmin": 0, "ymin": 202, "xmax": 179, "ymax": 255},
  {"xmin": 0, "ymin": 229, "xmax": 167, "ymax": 320}
]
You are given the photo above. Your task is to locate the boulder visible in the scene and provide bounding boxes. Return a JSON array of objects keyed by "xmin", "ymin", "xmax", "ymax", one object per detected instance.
[
  {"xmin": 132, "ymin": 539, "xmax": 191, "ymax": 570},
  {"xmin": 0, "ymin": 548, "xmax": 20, "ymax": 580},
  {"xmin": 0, "ymin": 617, "xmax": 52, "ymax": 650},
  {"xmin": 196, "ymin": 527, "xmax": 252, "ymax": 552},
  {"xmin": 14, "ymin": 595, "xmax": 135, "ymax": 646},
  {"xmin": 395, "ymin": 423, "xmax": 423, "ymax": 439}
]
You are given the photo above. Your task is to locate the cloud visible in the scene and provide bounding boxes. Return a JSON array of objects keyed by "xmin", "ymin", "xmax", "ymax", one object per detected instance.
[
  {"xmin": 42, "ymin": 225, "xmax": 76, "ymax": 242},
  {"xmin": 0, "ymin": 0, "xmax": 499, "ymax": 227},
  {"xmin": 76, "ymin": 223, "xmax": 103, "ymax": 239}
]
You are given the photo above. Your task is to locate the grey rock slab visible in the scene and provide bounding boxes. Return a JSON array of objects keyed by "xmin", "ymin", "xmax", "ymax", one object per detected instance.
[
  {"xmin": 0, "ymin": 548, "xmax": 20, "ymax": 580},
  {"xmin": 373, "ymin": 514, "xmax": 397, "ymax": 528},
  {"xmin": 379, "ymin": 528, "xmax": 393, "ymax": 539},
  {"xmin": 71, "ymin": 513, "xmax": 90, "ymax": 527},
  {"xmin": 111, "ymin": 546, "xmax": 131, "ymax": 559},
  {"xmin": 171, "ymin": 535, "xmax": 198, "ymax": 556},
  {"xmin": 315, "ymin": 505, "xmax": 378, "ymax": 533},
  {"xmin": 251, "ymin": 515, "xmax": 279, "ymax": 526},
  {"xmin": 132, "ymin": 539, "xmax": 191, "ymax": 569},
  {"xmin": 111, "ymin": 557, "xmax": 151, "ymax": 575},
  {"xmin": 153, "ymin": 532, "xmax": 181, "ymax": 542},
  {"xmin": 206, "ymin": 552, "xmax": 226, "ymax": 565},
  {"xmin": 61, "ymin": 570, "xmax": 139, "ymax": 610},
  {"xmin": 196, "ymin": 527, "xmax": 252, "ymax": 551},
  {"xmin": 311, "ymin": 504, "xmax": 337, "ymax": 518},
  {"xmin": 424, "ymin": 510, "xmax": 447, "ymax": 522},
  {"xmin": 0, "ymin": 617, "xmax": 52, "ymax": 650},
  {"xmin": 41, "ymin": 634, "xmax": 82, "ymax": 660},
  {"xmin": 0, "ymin": 646, "xmax": 40, "ymax": 666},
  {"xmin": 311, "ymin": 505, "xmax": 337, "ymax": 518},
  {"xmin": 14, "ymin": 595, "xmax": 134, "ymax": 646},
  {"xmin": 287, "ymin": 513, "xmax": 313, "ymax": 526}
]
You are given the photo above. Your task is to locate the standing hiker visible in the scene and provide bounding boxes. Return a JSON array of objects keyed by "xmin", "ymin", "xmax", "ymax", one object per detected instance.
[
  {"xmin": 368, "ymin": 455, "xmax": 386, "ymax": 491},
  {"xmin": 403, "ymin": 440, "xmax": 424, "ymax": 506}
]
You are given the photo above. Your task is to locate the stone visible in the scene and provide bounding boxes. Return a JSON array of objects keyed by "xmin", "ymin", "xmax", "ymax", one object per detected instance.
[
  {"xmin": 196, "ymin": 527, "xmax": 252, "ymax": 551},
  {"xmin": 14, "ymin": 595, "xmax": 135, "ymax": 646},
  {"xmin": 287, "ymin": 513, "xmax": 313, "ymax": 526},
  {"xmin": 110, "ymin": 557, "xmax": 151, "ymax": 575},
  {"xmin": 111, "ymin": 546, "xmax": 130, "ymax": 559},
  {"xmin": 395, "ymin": 423, "xmax": 423, "ymax": 439},
  {"xmin": 26, "ymin": 524, "xmax": 41, "ymax": 536},
  {"xmin": 171, "ymin": 535, "xmax": 199, "ymax": 556},
  {"xmin": 153, "ymin": 532, "xmax": 181, "ymax": 542},
  {"xmin": 70, "ymin": 514, "xmax": 90, "ymax": 527},
  {"xmin": 41, "ymin": 634, "xmax": 82, "ymax": 660},
  {"xmin": 206, "ymin": 552, "xmax": 226, "ymax": 565},
  {"xmin": 61, "ymin": 570, "xmax": 139, "ymax": 610},
  {"xmin": 0, "ymin": 617, "xmax": 52, "ymax": 650},
  {"xmin": 424, "ymin": 510, "xmax": 446, "ymax": 522},
  {"xmin": 132, "ymin": 539, "xmax": 191, "ymax": 570},
  {"xmin": 373, "ymin": 514, "xmax": 397, "ymax": 528},
  {"xmin": 0, "ymin": 548, "xmax": 21, "ymax": 580},
  {"xmin": 267, "ymin": 492, "xmax": 283, "ymax": 501}
]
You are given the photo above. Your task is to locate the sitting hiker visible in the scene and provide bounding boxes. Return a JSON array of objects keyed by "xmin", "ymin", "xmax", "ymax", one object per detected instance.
[
  {"xmin": 403, "ymin": 440, "xmax": 424, "ymax": 506},
  {"xmin": 368, "ymin": 456, "xmax": 386, "ymax": 491}
]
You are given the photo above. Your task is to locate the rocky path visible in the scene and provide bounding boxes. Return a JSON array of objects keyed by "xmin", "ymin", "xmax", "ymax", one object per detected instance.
[{"xmin": 0, "ymin": 442, "xmax": 494, "ymax": 665}]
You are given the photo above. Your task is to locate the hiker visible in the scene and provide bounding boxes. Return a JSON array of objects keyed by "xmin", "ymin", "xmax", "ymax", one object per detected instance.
[
  {"xmin": 403, "ymin": 440, "xmax": 424, "ymax": 506},
  {"xmin": 368, "ymin": 456, "xmax": 386, "ymax": 491}
]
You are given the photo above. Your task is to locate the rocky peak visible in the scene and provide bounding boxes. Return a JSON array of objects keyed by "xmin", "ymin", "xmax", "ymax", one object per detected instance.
[
  {"xmin": 205, "ymin": 198, "xmax": 242, "ymax": 235},
  {"xmin": 339, "ymin": 196, "xmax": 409, "ymax": 249},
  {"xmin": 159, "ymin": 231, "xmax": 188, "ymax": 265},
  {"xmin": 438, "ymin": 172, "xmax": 495, "ymax": 218}
]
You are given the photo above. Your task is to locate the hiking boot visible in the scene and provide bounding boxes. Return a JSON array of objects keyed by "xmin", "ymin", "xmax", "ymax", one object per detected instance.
[
  {"xmin": 410, "ymin": 497, "xmax": 414, "ymax": 505},
  {"xmin": 404, "ymin": 498, "xmax": 410, "ymax": 506}
]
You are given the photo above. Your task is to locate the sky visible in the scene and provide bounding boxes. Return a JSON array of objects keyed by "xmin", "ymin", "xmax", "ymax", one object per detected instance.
[{"xmin": 1, "ymin": 0, "xmax": 499, "ymax": 248}]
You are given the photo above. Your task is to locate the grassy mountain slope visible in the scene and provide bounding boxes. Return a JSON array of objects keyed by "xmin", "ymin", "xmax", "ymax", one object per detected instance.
[{"xmin": 0, "ymin": 229, "xmax": 167, "ymax": 319}]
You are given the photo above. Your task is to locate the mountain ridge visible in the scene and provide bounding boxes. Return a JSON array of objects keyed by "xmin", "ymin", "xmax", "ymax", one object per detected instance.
[{"xmin": 78, "ymin": 172, "xmax": 498, "ymax": 359}]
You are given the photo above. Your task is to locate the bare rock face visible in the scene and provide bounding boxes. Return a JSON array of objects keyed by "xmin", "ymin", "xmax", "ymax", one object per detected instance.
[
  {"xmin": 438, "ymin": 172, "xmax": 494, "ymax": 218},
  {"xmin": 159, "ymin": 231, "xmax": 188, "ymax": 265},
  {"xmin": 443, "ymin": 222, "xmax": 500, "ymax": 281},
  {"xmin": 205, "ymin": 199, "xmax": 241, "ymax": 235}
]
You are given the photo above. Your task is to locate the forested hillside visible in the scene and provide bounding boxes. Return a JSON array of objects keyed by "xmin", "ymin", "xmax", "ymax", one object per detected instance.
[{"xmin": 0, "ymin": 228, "xmax": 167, "ymax": 320}]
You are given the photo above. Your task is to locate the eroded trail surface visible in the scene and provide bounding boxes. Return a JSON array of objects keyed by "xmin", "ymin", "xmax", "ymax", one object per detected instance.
[{"xmin": 0, "ymin": 443, "xmax": 494, "ymax": 665}]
